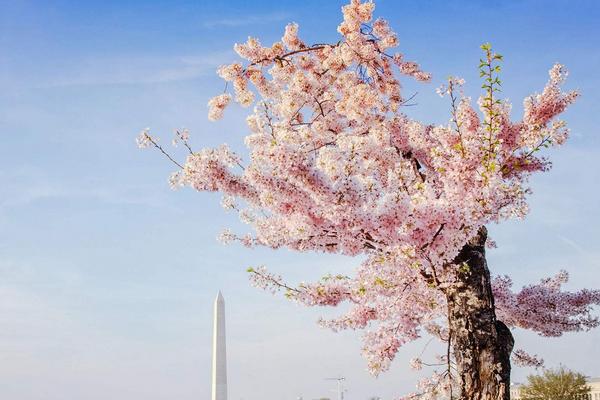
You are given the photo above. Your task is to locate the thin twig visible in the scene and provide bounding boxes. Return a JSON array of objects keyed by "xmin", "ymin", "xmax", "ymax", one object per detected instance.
[
  {"xmin": 145, "ymin": 133, "xmax": 184, "ymax": 169},
  {"xmin": 175, "ymin": 130, "xmax": 194, "ymax": 155}
]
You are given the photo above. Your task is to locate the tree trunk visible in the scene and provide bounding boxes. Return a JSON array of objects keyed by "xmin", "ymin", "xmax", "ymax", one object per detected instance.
[{"xmin": 446, "ymin": 226, "xmax": 514, "ymax": 400}]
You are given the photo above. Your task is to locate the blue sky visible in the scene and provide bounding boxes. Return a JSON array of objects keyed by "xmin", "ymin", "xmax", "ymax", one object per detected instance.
[{"xmin": 1, "ymin": 1, "xmax": 599, "ymax": 399}]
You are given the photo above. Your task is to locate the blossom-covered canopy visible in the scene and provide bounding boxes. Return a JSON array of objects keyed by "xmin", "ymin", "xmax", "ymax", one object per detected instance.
[{"xmin": 140, "ymin": 0, "xmax": 599, "ymax": 395}]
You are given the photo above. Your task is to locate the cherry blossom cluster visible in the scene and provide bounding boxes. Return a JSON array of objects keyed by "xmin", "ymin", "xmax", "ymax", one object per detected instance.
[
  {"xmin": 401, "ymin": 371, "xmax": 455, "ymax": 400},
  {"xmin": 512, "ymin": 349, "xmax": 544, "ymax": 369},
  {"xmin": 493, "ymin": 271, "xmax": 600, "ymax": 337}
]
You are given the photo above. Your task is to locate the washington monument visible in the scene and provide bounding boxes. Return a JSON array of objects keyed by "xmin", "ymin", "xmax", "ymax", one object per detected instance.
[{"xmin": 212, "ymin": 291, "xmax": 227, "ymax": 400}]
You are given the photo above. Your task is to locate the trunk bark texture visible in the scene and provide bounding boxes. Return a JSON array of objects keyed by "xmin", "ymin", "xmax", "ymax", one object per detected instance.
[{"xmin": 446, "ymin": 227, "xmax": 514, "ymax": 400}]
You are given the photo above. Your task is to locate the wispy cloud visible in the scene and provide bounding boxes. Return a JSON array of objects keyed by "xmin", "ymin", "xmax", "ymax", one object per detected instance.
[
  {"xmin": 558, "ymin": 234, "xmax": 588, "ymax": 256},
  {"xmin": 0, "ymin": 167, "xmax": 170, "ymax": 212},
  {"xmin": 201, "ymin": 12, "xmax": 289, "ymax": 28},
  {"xmin": 36, "ymin": 51, "xmax": 234, "ymax": 88}
]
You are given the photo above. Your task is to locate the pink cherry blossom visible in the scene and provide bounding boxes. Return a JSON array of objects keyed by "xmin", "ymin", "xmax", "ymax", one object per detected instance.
[{"xmin": 207, "ymin": 93, "xmax": 231, "ymax": 121}]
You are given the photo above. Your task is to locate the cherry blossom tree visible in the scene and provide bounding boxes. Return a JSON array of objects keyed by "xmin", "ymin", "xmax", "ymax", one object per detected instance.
[{"xmin": 139, "ymin": 1, "xmax": 600, "ymax": 399}]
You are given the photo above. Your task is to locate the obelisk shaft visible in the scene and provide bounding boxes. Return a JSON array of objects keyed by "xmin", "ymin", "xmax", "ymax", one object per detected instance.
[{"xmin": 212, "ymin": 291, "xmax": 227, "ymax": 400}]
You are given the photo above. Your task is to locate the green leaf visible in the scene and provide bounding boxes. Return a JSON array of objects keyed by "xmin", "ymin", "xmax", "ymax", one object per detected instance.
[{"xmin": 374, "ymin": 277, "xmax": 387, "ymax": 287}]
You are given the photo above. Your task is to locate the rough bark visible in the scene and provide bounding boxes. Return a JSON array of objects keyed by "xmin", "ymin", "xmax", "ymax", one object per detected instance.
[{"xmin": 446, "ymin": 226, "xmax": 514, "ymax": 400}]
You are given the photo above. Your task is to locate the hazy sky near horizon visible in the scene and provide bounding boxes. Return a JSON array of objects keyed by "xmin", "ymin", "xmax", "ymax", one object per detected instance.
[{"xmin": 1, "ymin": 1, "xmax": 600, "ymax": 399}]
